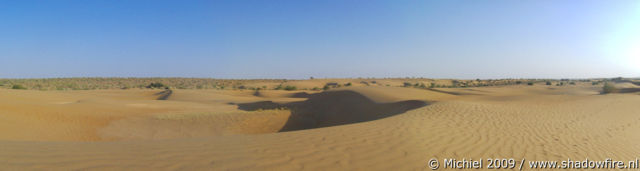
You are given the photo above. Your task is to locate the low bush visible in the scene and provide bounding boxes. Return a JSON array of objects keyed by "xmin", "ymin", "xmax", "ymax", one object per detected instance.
[
  {"xmin": 283, "ymin": 85, "xmax": 297, "ymax": 91},
  {"xmin": 274, "ymin": 85, "xmax": 283, "ymax": 90},
  {"xmin": 147, "ymin": 82, "xmax": 166, "ymax": 89},
  {"xmin": 602, "ymin": 82, "xmax": 616, "ymax": 94},
  {"xmin": 12, "ymin": 84, "xmax": 27, "ymax": 90}
]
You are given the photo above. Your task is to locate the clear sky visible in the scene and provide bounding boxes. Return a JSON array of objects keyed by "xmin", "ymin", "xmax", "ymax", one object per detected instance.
[{"xmin": 1, "ymin": 0, "xmax": 639, "ymax": 79}]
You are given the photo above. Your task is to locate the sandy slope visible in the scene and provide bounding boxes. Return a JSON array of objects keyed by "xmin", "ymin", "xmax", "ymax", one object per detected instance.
[{"xmin": 1, "ymin": 84, "xmax": 640, "ymax": 170}]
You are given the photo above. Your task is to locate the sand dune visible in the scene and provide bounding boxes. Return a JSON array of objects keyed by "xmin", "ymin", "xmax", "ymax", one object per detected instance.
[
  {"xmin": 238, "ymin": 89, "xmax": 428, "ymax": 132},
  {"xmin": 1, "ymin": 83, "xmax": 640, "ymax": 170}
]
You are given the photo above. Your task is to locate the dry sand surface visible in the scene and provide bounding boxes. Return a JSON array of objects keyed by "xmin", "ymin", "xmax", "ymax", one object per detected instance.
[{"xmin": 1, "ymin": 81, "xmax": 640, "ymax": 170}]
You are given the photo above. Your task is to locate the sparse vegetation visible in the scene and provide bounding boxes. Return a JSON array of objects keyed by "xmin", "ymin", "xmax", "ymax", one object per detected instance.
[
  {"xmin": 146, "ymin": 82, "xmax": 166, "ymax": 89},
  {"xmin": 602, "ymin": 82, "xmax": 616, "ymax": 94},
  {"xmin": 546, "ymin": 81, "xmax": 552, "ymax": 85},
  {"xmin": 0, "ymin": 78, "xmax": 285, "ymax": 90},
  {"xmin": 451, "ymin": 80, "xmax": 460, "ymax": 87},
  {"xmin": 274, "ymin": 84, "xmax": 283, "ymax": 90},
  {"xmin": 12, "ymin": 84, "xmax": 27, "ymax": 90},
  {"xmin": 283, "ymin": 85, "xmax": 297, "ymax": 91},
  {"xmin": 403, "ymin": 82, "xmax": 412, "ymax": 87},
  {"xmin": 359, "ymin": 81, "xmax": 370, "ymax": 86},
  {"xmin": 0, "ymin": 78, "xmax": 616, "ymax": 91},
  {"xmin": 324, "ymin": 82, "xmax": 339, "ymax": 89}
]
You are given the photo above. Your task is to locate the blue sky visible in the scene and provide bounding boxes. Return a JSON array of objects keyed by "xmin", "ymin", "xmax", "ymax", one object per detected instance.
[{"xmin": 1, "ymin": 0, "xmax": 639, "ymax": 79}]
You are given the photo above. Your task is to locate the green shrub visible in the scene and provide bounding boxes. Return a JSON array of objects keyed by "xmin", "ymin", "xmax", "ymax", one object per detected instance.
[
  {"xmin": 546, "ymin": 81, "xmax": 552, "ymax": 85},
  {"xmin": 323, "ymin": 85, "xmax": 330, "ymax": 90},
  {"xmin": 527, "ymin": 82, "xmax": 534, "ymax": 86},
  {"xmin": 403, "ymin": 82, "xmax": 412, "ymax": 87},
  {"xmin": 274, "ymin": 85, "xmax": 283, "ymax": 90},
  {"xmin": 147, "ymin": 82, "xmax": 166, "ymax": 89},
  {"xmin": 12, "ymin": 84, "xmax": 27, "ymax": 90},
  {"xmin": 602, "ymin": 82, "xmax": 616, "ymax": 94},
  {"xmin": 283, "ymin": 85, "xmax": 297, "ymax": 91},
  {"xmin": 344, "ymin": 82, "xmax": 352, "ymax": 86}
]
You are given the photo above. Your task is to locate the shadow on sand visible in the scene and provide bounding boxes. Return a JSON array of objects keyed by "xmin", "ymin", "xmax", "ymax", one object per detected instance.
[
  {"xmin": 155, "ymin": 89, "xmax": 173, "ymax": 100},
  {"xmin": 237, "ymin": 90, "xmax": 428, "ymax": 132},
  {"xmin": 617, "ymin": 88, "xmax": 640, "ymax": 94}
]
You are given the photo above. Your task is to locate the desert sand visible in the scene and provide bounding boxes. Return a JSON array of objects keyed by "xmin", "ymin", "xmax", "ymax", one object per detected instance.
[{"xmin": 1, "ymin": 79, "xmax": 640, "ymax": 170}]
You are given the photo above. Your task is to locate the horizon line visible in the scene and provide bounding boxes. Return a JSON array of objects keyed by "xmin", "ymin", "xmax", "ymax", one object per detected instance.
[{"xmin": 1, "ymin": 76, "xmax": 637, "ymax": 80}]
